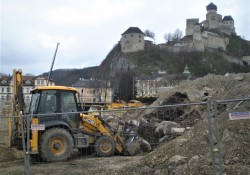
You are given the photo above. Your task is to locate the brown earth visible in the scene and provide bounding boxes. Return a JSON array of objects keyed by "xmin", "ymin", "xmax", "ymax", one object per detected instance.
[{"xmin": 0, "ymin": 73, "xmax": 250, "ymax": 175}]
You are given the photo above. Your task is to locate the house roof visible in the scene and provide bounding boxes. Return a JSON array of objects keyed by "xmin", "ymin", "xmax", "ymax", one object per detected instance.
[
  {"xmin": 122, "ymin": 27, "xmax": 145, "ymax": 35},
  {"xmin": 0, "ymin": 75, "xmax": 56, "ymax": 86},
  {"xmin": 206, "ymin": 2, "xmax": 217, "ymax": 11},
  {"xmin": 34, "ymin": 75, "xmax": 55, "ymax": 82},
  {"xmin": 223, "ymin": 16, "xmax": 234, "ymax": 21}
]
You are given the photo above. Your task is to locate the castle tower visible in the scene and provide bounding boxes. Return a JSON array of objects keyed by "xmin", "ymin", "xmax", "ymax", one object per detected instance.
[
  {"xmin": 222, "ymin": 16, "xmax": 235, "ymax": 34},
  {"xmin": 193, "ymin": 23, "xmax": 204, "ymax": 51},
  {"xmin": 185, "ymin": 18, "xmax": 199, "ymax": 36},
  {"xmin": 120, "ymin": 27, "xmax": 145, "ymax": 53},
  {"xmin": 204, "ymin": 2, "xmax": 222, "ymax": 30}
]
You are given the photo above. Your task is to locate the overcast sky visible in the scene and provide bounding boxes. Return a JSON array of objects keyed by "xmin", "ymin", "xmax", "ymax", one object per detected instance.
[{"xmin": 1, "ymin": 0, "xmax": 249, "ymax": 76}]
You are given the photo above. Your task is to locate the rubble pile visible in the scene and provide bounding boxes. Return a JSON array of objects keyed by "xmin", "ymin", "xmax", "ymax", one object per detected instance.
[{"xmin": 122, "ymin": 73, "xmax": 250, "ymax": 175}]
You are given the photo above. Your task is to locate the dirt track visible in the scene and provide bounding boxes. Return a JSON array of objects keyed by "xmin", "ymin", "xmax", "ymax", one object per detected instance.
[{"xmin": 0, "ymin": 154, "xmax": 144, "ymax": 175}]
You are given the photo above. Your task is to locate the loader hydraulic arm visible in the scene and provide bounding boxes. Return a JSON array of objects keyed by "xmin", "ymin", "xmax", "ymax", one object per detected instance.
[{"xmin": 12, "ymin": 69, "xmax": 25, "ymax": 137}]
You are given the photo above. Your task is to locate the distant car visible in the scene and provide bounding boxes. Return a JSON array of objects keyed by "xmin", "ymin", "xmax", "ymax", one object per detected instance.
[{"xmin": 127, "ymin": 100, "xmax": 143, "ymax": 108}]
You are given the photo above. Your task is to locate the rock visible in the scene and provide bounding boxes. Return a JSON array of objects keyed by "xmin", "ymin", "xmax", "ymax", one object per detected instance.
[
  {"xmin": 140, "ymin": 118, "xmax": 148, "ymax": 124},
  {"xmin": 159, "ymin": 135, "xmax": 171, "ymax": 143},
  {"xmin": 171, "ymin": 127, "xmax": 185, "ymax": 136},
  {"xmin": 185, "ymin": 87, "xmax": 204, "ymax": 101},
  {"xmin": 155, "ymin": 121, "xmax": 180, "ymax": 137},
  {"xmin": 140, "ymin": 139, "xmax": 152, "ymax": 152},
  {"xmin": 168, "ymin": 155, "xmax": 188, "ymax": 167},
  {"xmin": 235, "ymin": 75, "xmax": 243, "ymax": 81},
  {"xmin": 162, "ymin": 121, "xmax": 179, "ymax": 135},
  {"xmin": 11, "ymin": 148, "xmax": 23, "ymax": 159},
  {"xmin": 188, "ymin": 155, "xmax": 200, "ymax": 166}
]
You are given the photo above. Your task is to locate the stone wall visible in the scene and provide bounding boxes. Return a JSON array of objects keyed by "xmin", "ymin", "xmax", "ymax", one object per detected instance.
[{"xmin": 202, "ymin": 31, "xmax": 227, "ymax": 50}]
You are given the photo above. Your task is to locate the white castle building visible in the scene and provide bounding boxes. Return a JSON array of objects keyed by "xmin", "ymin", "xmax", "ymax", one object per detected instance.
[
  {"xmin": 120, "ymin": 27, "xmax": 145, "ymax": 53},
  {"xmin": 180, "ymin": 2, "xmax": 236, "ymax": 51}
]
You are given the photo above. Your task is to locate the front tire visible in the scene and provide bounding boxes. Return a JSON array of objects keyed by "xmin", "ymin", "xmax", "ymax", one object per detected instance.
[
  {"xmin": 39, "ymin": 128, "xmax": 73, "ymax": 162},
  {"xmin": 95, "ymin": 136, "xmax": 115, "ymax": 157}
]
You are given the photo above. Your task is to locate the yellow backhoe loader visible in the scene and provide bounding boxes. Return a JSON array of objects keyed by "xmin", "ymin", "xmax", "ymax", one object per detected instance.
[{"xmin": 8, "ymin": 69, "xmax": 141, "ymax": 162}]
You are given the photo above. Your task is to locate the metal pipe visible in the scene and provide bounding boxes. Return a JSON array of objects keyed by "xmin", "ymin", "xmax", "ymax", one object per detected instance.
[
  {"xmin": 206, "ymin": 100, "xmax": 216, "ymax": 175},
  {"xmin": 214, "ymin": 101, "xmax": 223, "ymax": 175},
  {"xmin": 47, "ymin": 42, "xmax": 60, "ymax": 86}
]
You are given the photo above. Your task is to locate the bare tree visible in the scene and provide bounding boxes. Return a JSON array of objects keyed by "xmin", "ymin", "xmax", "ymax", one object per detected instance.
[
  {"xmin": 173, "ymin": 28, "xmax": 183, "ymax": 42},
  {"xmin": 164, "ymin": 33, "xmax": 173, "ymax": 43},
  {"xmin": 163, "ymin": 28, "xmax": 183, "ymax": 43},
  {"xmin": 144, "ymin": 29, "xmax": 155, "ymax": 40}
]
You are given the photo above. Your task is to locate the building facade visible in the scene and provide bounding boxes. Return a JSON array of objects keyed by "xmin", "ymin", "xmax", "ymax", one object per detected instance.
[
  {"xmin": 72, "ymin": 78, "xmax": 112, "ymax": 104},
  {"xmin": 0, "ymin": 74, "xmax": 55, "ymax": 111}
]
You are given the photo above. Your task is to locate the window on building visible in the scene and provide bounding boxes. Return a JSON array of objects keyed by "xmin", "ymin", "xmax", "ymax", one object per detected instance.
[
  {"xmin": 37, "ymin": 80, "xmax": 40, "ymax": 85},
  {"xmin": 124, "ymin": 35, "xmax": 126, "ymax": 38},
  {"xmin": 27, "ymin": 88, "xmax": 30, "ymax": 93},
  {"xmin": 1, "ymin": 96, "xmax": 4, "ymax": 100},
  {"xmin": 139, "ymin": 35, "xmax": 141, "ymax": 38},
  {"xmin": 1, "ymin": 88, "xmax": 4, "ymax": 93},
  {"xmin": 41, "ymin": 80, "xmax": 44, "ymax": 85},
  {"xmin": 7, "ymin": 87, "xmax": 10, "ymax": 93},
  {"xmin": 139, "ymin": 40, "xmax": 141, "ymax": 42},
  {"xmin": 131, "ymin": 34, "xmax": 133, "ymax": 37}
]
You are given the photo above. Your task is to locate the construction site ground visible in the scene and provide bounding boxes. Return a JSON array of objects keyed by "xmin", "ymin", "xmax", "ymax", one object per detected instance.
[{"xmin": 0, "ymin": 73, "xmax": 250, "ymax": 175}]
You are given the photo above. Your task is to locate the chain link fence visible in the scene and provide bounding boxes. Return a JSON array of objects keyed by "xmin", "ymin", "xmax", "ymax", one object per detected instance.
[{"xmin": 0, "ymin": 98, "xmax": 249, "ymax": 175}]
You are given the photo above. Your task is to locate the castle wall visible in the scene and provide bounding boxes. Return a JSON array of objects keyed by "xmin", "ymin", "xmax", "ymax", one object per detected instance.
[
  {"xmin": 121, "ymin": 33, "xmax": 145, "ymax": 53},
  {"xmin": 202, "ymin": 31, "xmax": 226, "ymax": 50}
]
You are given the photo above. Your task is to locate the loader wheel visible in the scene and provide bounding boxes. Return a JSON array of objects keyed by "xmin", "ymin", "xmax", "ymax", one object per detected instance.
[
  {"xmin": 39, "ymin": 128, "xmax": 73, "ymax": 162},
  {"xmin": 95, "ymin": 136, "xmax": 115, "ymax": 157}
]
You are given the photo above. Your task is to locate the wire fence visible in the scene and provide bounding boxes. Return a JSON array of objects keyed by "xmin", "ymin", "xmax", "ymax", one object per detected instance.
[
  {"xmin": 210, "ymin": 98, "xmax": 250, "ymax": 175},
  {"xmin": 0, "ymin": 98, "xmax": 249, "ymax": 175}
]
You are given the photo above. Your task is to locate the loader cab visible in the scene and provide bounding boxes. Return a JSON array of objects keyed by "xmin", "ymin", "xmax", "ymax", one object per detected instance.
[{"xmin": 29, "ymin": 86, "xmax": 79, "ymax": 128}]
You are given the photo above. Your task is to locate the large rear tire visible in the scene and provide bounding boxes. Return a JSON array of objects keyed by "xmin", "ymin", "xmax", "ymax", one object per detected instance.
[
  {"xmin": 95, "ymin": 136, "xmax": 115, "ymax": 157},
  {"xmin": 39, "ymin": 128, "xmax": 73, "ymax": 162}
]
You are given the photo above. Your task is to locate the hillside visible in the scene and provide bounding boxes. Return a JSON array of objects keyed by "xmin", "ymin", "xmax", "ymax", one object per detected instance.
[
  {"xmin": 42, "ymin": 36, "xmax": 250, "ymax": 86},
  {"xmin": 94, "ymin": 40, "xmax": 250, "ymax": 79},
  {"xmin": 42, "ymin": 66, "xmax": 98, "ymax": 86}
]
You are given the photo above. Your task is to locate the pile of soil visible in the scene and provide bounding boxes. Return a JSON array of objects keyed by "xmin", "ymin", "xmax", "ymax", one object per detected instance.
[{"xmin": 123, "ymin": 73, "xmax": 250, "ymax": 174}]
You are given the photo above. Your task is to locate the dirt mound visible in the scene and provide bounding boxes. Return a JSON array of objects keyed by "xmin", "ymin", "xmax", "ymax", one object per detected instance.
[{"xmin": 132, "ymin": 73, "xmax": 250, "ymax": 174}]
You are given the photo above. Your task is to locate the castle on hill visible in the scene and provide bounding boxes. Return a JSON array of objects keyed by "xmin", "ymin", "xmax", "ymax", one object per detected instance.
[
  {"xmin": 120, "ymin": 2, "xmax": 237, "ymax": 53},
  {"xmin": 181, "ymin": 2, "xmax": 236, "ymax": 51}
]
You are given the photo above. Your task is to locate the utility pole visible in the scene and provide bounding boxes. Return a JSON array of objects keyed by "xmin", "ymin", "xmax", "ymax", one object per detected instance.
[{"xmin": 47, "ymin": 42, "xmax": 60, "ymax": 86}]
